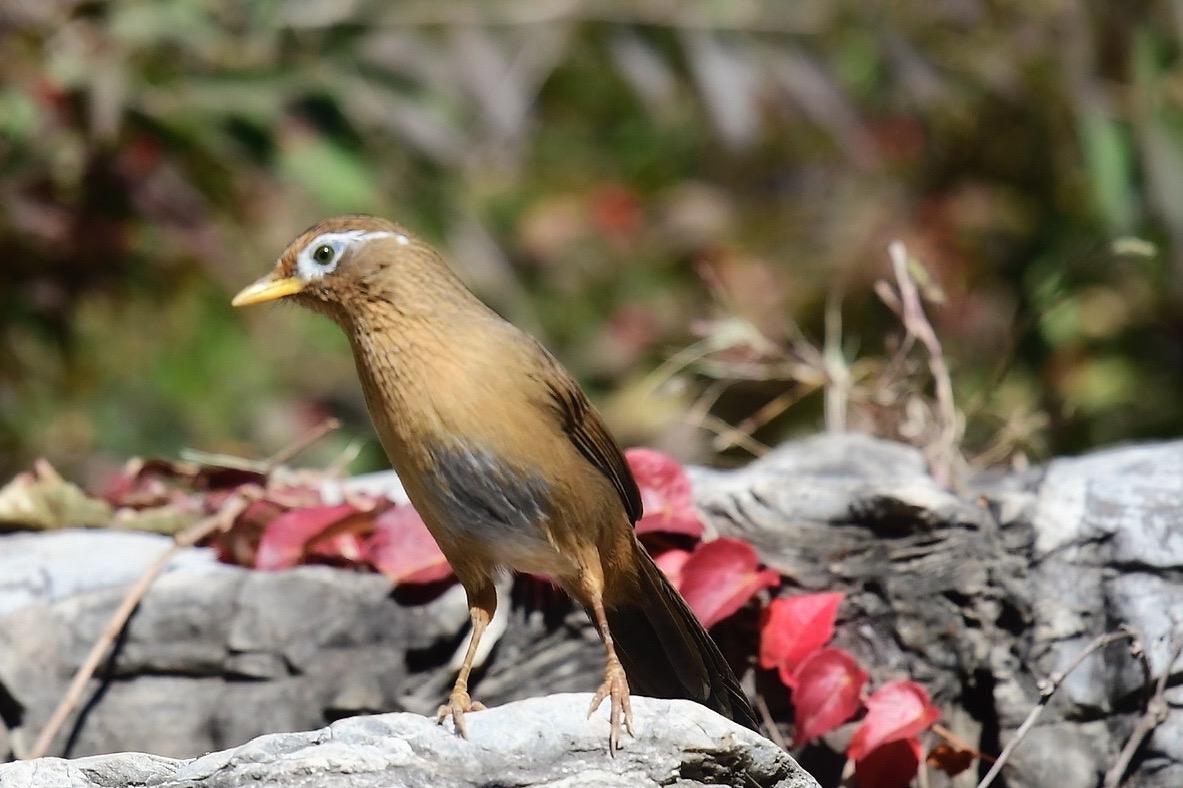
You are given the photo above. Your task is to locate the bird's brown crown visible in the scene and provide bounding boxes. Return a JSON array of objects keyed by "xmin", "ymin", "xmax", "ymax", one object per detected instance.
[{"xmin": 232, "ymin": 214, "xmax": 474, "ymax": 320}]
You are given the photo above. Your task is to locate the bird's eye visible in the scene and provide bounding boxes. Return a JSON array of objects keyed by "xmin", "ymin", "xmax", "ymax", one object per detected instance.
[{"xmin": 312, "ymin": 244, "xmax": 336, "ymax": 266}]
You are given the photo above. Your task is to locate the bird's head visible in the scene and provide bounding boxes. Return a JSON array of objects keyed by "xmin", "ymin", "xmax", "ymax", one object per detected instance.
[{"xmin": 231, "ymin": 215, "xmax": 449, "ymax": 320}]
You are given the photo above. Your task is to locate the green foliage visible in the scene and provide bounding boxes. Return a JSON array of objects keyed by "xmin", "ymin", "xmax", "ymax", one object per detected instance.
[{"xmin": 2, "ymin": 0, "xmax": 1183, "ymax": 483}]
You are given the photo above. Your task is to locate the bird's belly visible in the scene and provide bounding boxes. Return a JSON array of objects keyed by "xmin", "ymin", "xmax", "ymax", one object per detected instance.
[{"xmin": 415, "ymin": 443, "xmax": 567, "ymax": 574}]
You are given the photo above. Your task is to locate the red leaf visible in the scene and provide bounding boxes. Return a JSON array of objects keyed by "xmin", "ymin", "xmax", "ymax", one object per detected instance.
[
  {"xmin": 626, "ymin": 448, "xmax": 704, "ymax": 537},
  {"xmin": 848, "ymin": 680, "xmax": 941, "ymax": 760},
  {"xmin": 255, "ymin": 504, "xmax": 360, "ymax": 570},
  {"xmin": 653, "ymin": 548, "xmax": 692, "ymax": 587},
  {"xmin": 790, "ymin": 648, "xmax": 868, "ymax": 746},
  {"xmin": 855, "ymin": 738, "xmax": 923, "ymax": 788},
  {"xmin": 365, "ymin": 505, "xmax": 454, "ymax": 585},
  {"xmin": 678, "ymin": 538, "xmax": 779, "ymax": 627},
  {"xmin": 760, "ymin": 592, "xmax": 845, "ymax": 678},
  {"xmin": 590, "ymin": 183, "xmax": 643, "ymax": 239}
]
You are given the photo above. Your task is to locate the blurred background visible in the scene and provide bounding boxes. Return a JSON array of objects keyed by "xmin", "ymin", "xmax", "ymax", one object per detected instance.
[{"xmin": 2, "ymin": 0, "xmax": 1182, "ymax": 488}]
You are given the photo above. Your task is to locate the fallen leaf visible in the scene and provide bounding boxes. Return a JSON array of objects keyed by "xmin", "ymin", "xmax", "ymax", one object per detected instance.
[
  {"xmin": 790, "ymin": 647, "xmax": 867, "ymax": 746},
  {"xmin": 653, "ymin": 548, "xmax": 692, "ymax": 587},
  {"xmin": 848, "ymin": 680, "xmax": 941, "ymax": 760},
  {"xmin": 678, "ymin": 537, "xmax": 779, "ymax": 627},
  {"xmin": 215, "ymin": 498, "xmax": 284, "ymax": 567},
  {"xmin": 255, "ymin": 503, "xmax": 361, "ymax": 570},
  {"xmin": 626, "ymin": 447, "xmax": 704, "ymax": 537},
  {"xmin": 759, "ymin": 592, "xmax": 845, "ymax": 678},
  {"xmin": 926, "ymin": 742, "xmax": 976, "ymax": 777},
  {"xmin": 0, "ymin": 460, "xmax": 112, "ymax": 530},
  {"xmin": 855, "ymin": 737, "xmax": 923, "ymax": 788},
  {"xmin": 365, "ymin": 505, "xmax": 454, "ymax": 585}
]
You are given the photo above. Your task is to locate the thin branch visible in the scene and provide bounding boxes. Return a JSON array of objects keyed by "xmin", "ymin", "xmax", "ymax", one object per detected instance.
[
  {"xmin": 753, "ymin": 692, "xmax": 786, "ymax": 751},
  {"xmin": 711, "ymin": 384, "xmax": 818, "ymax": 453},
  {"xmin": 25, "ymin": 494, "xmax": 251, "ymax": 759},
  {"xmin": 179, "ymin": 418, "xmax": 341, "ymax": 474},
  {"xmin": 887, "ymin": 241, "xmax": 960, "ymax": 489},
  {"xmin": 1103, "ymin": 632, "xmax": 1183, "ymax": 788},
  {"xmin": 696, "ymin": 413, "xmax": 770, "ymax": 457},
  {"xmin": 975, "ymin": 629, "xmax": 1140, "ymax": 788},
  {"xmin": 264, "ymin": 417, "xmax": 341, "ymax": 471},
  {"xmin": 822, "ymin": 290, "xmax": 849, "ymax": 433}
]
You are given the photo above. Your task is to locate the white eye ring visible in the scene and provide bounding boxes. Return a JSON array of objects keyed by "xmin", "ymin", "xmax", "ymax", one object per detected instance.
[{"xmin": 295, "ymin": 230, "xmax": 395, "ymax": 282}]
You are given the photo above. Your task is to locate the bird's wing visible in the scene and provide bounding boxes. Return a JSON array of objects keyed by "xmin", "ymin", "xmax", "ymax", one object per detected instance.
[{"xmin": 535, "ymin": 355, "xmax": 643, "ymax": 524}]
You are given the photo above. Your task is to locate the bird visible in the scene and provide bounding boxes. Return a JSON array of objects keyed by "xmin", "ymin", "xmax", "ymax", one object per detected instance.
[{"xmin": 232, "ymin": 215, "xmax": 759, "ymax": 750}]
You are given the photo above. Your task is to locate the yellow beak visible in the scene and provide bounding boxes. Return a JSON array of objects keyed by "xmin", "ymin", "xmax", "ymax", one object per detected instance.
[{"xmin": 231, "ymin": 275, "xmax": 305, "ymax": 307}]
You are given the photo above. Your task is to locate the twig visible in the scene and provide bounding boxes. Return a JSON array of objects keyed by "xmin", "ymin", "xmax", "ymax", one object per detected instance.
[
  {"xmin": 711, "ymin": 385, "xmax": 818, "ymax": 453},
  {"xmin": 179, "ymin": 418, "xmax": 341, "ymax": 474},
  {"xmin": 753, "ymin": 691, "xmax": 786, "ymax": 750},
  {"xmin": 887, "ymin": 241, "xmax": 960, "ymax": 489},
  {"xmin": 25, "ymin": 494, "xmax": 251, "ymax": 759},
  {"xmin": 696, "ymin": 414, "xmax": 770, "ymax": 457},
  {"xmin": 931, "ymin": 722, "xmax": 996, "ymax": 763},
  {"xmin": 975, "ymin": 629, "xmax": 1140, "ymax": 788},
  {"xmin": 822, "ymin": 290, "xmax": 849, "ymax": 433},
  {"xmin": 264, "ymin": 417, "xmax": 341, "ymax": 471},
  {"xmin": 1103, "ymin": 632, "xmax": 1183, "ymax": 787},
  {"xmin": 324, "ymin": 437, "xmax": 365, "ymax": 478}
]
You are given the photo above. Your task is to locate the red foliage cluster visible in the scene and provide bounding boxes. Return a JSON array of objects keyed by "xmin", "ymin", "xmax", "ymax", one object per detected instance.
[
  {"xmin": 105, "ymin": 448, "xmax": 941, "ymax": 785},
  {"xmin": 626, "ymin": 449, "xmax": 941, "ymax": 786}
]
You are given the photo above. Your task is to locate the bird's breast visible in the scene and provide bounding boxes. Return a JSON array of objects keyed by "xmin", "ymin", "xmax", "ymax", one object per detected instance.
[{"xmin": 415, "ymin": 441, "xmax": 565, "ymax": 572}]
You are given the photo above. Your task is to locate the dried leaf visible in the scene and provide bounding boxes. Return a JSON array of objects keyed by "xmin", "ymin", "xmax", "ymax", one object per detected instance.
[
  {"xmin": 254, "ymin": 503, "xmax": 361, "ymax": 570},
  {"xmin": 0, "ymin": 461, "xmax": 112, "ymax": 530},
  {"xmin": 926, "ymin": 742, "xmax": 976, "ymax": 777}
]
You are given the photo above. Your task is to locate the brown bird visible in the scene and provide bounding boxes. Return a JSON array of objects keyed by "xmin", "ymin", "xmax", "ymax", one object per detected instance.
[{"xmin": 232, "ymin": 215, "xmax": 758, "ymax": 749}]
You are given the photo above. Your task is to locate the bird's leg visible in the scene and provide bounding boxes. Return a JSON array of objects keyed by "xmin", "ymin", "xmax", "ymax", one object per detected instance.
[
  {"xmin": 581, "ymin": 564, "xmax": 635, "ymax": 753},
  {"xmin": 437, "ymin": 580, "xmax": 495, "ymax": 738}
]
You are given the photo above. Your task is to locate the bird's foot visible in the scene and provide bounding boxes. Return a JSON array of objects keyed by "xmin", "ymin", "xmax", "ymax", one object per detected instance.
[
  {"xmin": 588, "ymin": 657, "xmax": 634, "ymax": 753},
  {"xmin": 436, "ymin": 689, "xmax": 486, "ymax": 739}
]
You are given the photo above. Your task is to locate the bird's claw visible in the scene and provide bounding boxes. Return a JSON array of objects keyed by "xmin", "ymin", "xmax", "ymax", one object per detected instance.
[
  {"xmin": 588, "ymin": 658, "xmax": 634, "ymax": 754},
  {"xmin": 436, "ymin": 690, "xmax": 486, "ymax": 739}
]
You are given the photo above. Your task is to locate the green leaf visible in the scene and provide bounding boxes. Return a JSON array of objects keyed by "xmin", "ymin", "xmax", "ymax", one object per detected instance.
[{"xmin": 279, "ymin": 133, "xmax": 384, "ymax": 214}]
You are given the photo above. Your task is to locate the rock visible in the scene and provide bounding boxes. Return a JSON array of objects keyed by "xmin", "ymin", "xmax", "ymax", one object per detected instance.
[
  {"xmin": 0, "ymin": 695, "xmax": 818, "ymax": 788},
  {"xmin": 689, "ymin": 434, "xmax": 1183, "ymax": 787},
  {"xmin": 5, "ymin": 434, "xmax": 1183, "ymax": 787},
  {"xmin": 0, "ymin": 529, "xmax": 604, "ymax": 760}
]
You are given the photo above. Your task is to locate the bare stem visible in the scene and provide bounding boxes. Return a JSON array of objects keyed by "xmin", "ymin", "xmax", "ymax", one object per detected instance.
[
  {"xmin": 822, "ymin": 290, "xmax": 849, "ymax": 433},
  {"xmin": 264, "ymin": 417, "xmax": 341, "ymax": 471},
  {"xmin": 1103, "ymin": 632, "xmax": 1183, "ymax": 788},
  {"xmin": 25, "ymin": 495, "xmax": 250, "ymax": 759},
  {"xmin": 975, "ymin": 629, "xmax": 1140, "ymax": 788},
  {"xmin": 753, "ymin": 692, "xmax": 786, "ymax": 751},
  {"xmin": 887, "ymin": 241, "xmax": 960, "ymax": 489}
]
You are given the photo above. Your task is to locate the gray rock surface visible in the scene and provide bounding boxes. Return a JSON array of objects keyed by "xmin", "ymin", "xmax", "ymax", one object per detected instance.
[
  {"xmin": 0, "ymin": 695, "xmax": 816, "ymax": 788},
  {"xmin": 690, "ymin": 434, "xmax": 1183, "ymax": 788},
  {"xmin": 0, "ymin": 531, "xmax": 603, "ymax": 760},
  {"xmin": 3, "ymin": 433, "xmax": 1183, "ymax": 787}
]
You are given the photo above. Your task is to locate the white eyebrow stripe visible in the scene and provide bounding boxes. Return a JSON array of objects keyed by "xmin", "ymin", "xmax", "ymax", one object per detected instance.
[
  {"xmin": 295, "ymin": 229, "xmax": 405, "ymax": 282},
  {"xmin": 323, "ymin": 230, "xmax": 395, "ymax": 244}
]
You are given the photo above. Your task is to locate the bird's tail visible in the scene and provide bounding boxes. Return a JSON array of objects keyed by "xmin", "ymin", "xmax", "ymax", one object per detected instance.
[{"xmin": 602, "ymin": 538, "xmax": 759, "ymax": 730}]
